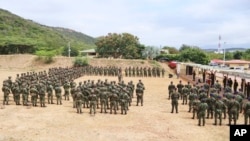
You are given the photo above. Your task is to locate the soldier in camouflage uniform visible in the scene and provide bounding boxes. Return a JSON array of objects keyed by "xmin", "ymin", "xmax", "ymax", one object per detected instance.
[
  {"xmin": 243, "ymin": 97, "xmax": 250, "ymax": 125},
  {"xmin": 171, "ymin": 88, "xmax": 180, "ymax": 113},
  {"xmin": 47, "ymin": 83, "xmax": 54, "ymax": 104},
  {"xmin": 120, "ymin": 88, "xmax": 130, "ymax": 115},
  {"xmin": 136, "ymin": 81, "xmax": 145, "ymax": 106},
  {"xmin": 182, "ymin": 85, "xmax": 189, "ymax": 105},
  {"xmin": 2, "ymin": 83, "xmax": 11, "ymax": 105},
  {"xmin": 21, "ymin": 82, "xmax": 29, "ymax": 106},
  {"xmin": 227, "ymin": 96, "xmax": 240, "ymax": 125},
  {"xmin": 63, "ymin": 81, "xmax": 70, "ymax": 101},
  {"xmin": 12, "ymin": 82, "xmax": 21, "ymax": 105},
  {"xmin": 89, "ymin": 89, "xmax": 97, "ymax": 115},
  {"xmin": 206, "ymin": 94, "xmax": 215, "ymax": 119},
  {"xmin": 177, "ymin": 81, "xmax": 184, "ymax": 100},
  {"xmin": 38, "ymin": 82, "xmax": 46, "ymax": 107},
  {"xmin": 197, "ymin": 99, "xmax": 208, "ymax": 126},
  {"xmin": 110, "ymin": 90, "xmax": 118, "ymax": 114},
  {"xmin": 214, "ymin": 96, "xmax": 225, "ymax": 125},
  {"xmin": 30, "ymin": 85, "xmax": 38, "ymax": 107},
  {"xmin": 168, "ymin": 81, "xmax": 175, "ymax": 100},
  {"xmin": 75, "ymin": 88, "xmax": 84, "ymax": 114},
  {"xmin": 99, "ymin": 86, "xmax": 108, "ymax": 113},
  {"xmin": 192, "ymin": 96, "xmax": 200, "ymax": 119},
  {"xmin": 54, "ymin": 84, "xmax": 62, "ymax": 105}
]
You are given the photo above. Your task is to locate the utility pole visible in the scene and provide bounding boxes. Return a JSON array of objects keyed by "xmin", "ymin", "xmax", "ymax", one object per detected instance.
[
  {"xmin": 223, "ymin": 42, "xmax": 226, "ymax": 66},
  {"xmin": 68, "ymin": 42, "xmax": 71, "ymax": 57}
]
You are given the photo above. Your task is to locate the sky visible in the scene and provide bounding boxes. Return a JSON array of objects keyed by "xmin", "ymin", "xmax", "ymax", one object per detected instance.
[{"xmin": 0, "ymin": 0, "xmax": 250, "ymax": 49}]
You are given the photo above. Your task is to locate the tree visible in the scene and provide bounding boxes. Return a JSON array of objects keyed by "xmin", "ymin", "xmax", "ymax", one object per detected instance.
[
  {"xmin": 62, "ymin": 46, "xmax": 79, "ymax": 57},
  {"xmin": 95, "ymin": 33, "xmax": 144, "ymax": 59},
  {"xmin": 162, "ymin": 46, "xmax": 179, "ymax": 54},
  {"xmin": 142, "ymin": 46, "xmax": 160, "ymax": 59},
  {"xmin": 233, "ymin": 51, "xmax": 243, "ymax": 59},
  {"xmin": 179, "ymin": 44, "xmax": 192, "ymax": 52},
  {"xmin": 243, "ymin": 49, "xmax": 250, "ymax": 60},
  {"xmin": 179, "ymin": 47, "xmax": 209, "ymax": 65}
]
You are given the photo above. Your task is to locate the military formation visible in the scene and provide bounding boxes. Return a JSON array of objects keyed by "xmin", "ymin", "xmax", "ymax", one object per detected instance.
[
  {"xmin": 168, "ymin": 80, "xmax": 250, "ymax": 126},
  {"xmin": 1, "ymin": 66, "xmax": 145, "ymax": 115},
  {"xmin": 124, "ymin": 66, "xmax": 165, "ymax": 77}
]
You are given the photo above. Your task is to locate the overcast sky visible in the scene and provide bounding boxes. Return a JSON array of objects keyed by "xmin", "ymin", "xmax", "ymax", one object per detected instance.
[{"xmin": 1, "ymin": 0, "xmax": 250, "ymax": 49}]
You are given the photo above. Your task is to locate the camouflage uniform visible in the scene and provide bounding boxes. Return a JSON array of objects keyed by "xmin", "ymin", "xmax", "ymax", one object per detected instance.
[
  {"xmin": 47, "ymin": 84, "xmax": 54, "ymax": 104},
  {"xmin": 168, "ymin": 82, "xmax": 175, "ymax": 100},
  {"xmin": 192, "ymin": 96, "xmax": 200, "ymax": 119},
  {"xmin": 197, "ymin": 99, "xmax": 208, "ymax": 126},
  {"xmin": 243, "ymin": 98, "xmax": 250, "ymax": 125},
  {"xmin": 89, "ymin": 90, "xmax": 97, "ymax": 114},
  {"xmin": 30, "ymin": 85, "xmax": 38, "ymax": 106},
  {"xmin": 75, "ymin": 89, "xmax": 83, "ymax": 113},
  {"xmin": 171, "ymin": 89, "xmax": 180, "ymax": 113},
  {"xmin": 110, "ymin": 91, "xmax": 118, "ymax": 114},
  {"xmin": 2, "ymin": 85, "xmax": 11, "ymax": 105},
  {"xmin": 214, "ymin": 96, "xmax": 225, "ymax": 125},
  {"xmin": 54, "ymin": 84, "xmax": 62, "ymax": 105},
  {"xmin": 63, "ymin": 81, "xmax": 70, "ymax": 101},
  {"xmin": 227, "ymin": 96, "xmax": 240, "ymax": 125}
]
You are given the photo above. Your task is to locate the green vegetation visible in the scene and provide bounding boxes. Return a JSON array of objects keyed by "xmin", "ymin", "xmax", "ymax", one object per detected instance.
[
  {"xmin": 0, "ymin": 8, "xmax": 96, "ymax": 55},
  {"xmin": 73, "ymin": 57, "xmax": 89, "ymax": 67},
  {"xmin": 95, "ymin": 33, "xmax": 145, "ymax": 59}
]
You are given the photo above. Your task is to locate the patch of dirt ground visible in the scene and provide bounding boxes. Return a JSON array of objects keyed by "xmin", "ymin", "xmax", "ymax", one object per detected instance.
[{"xmin": 0, "ymin": 55, "xmax": 242, "ymax": 141}]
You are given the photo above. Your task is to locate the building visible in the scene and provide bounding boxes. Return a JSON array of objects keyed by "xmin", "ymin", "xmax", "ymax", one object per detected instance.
[
  {"xmin": 211, "ymin": 59, "xmax": 250, "ymax": 70},
  {"xmin": 79, "ymin": 49, "xmax": 98, "ymax": 57}
]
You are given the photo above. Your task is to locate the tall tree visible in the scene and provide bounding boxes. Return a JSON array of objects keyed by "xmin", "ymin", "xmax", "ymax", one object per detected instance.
[
  {"xmin": 162, "ymin": 46, "xmax": 179, "ymax": 54},
  {"xmin": 95, "ymin": 33, "xmax": 144, "ymax": 59},
  {"xmin": 233, "ymin": 51, "xmax": 243, "ymax": 59},
  {"xmin": 179, "ymin": 47, "xmax": 209, "ymax": 65}
]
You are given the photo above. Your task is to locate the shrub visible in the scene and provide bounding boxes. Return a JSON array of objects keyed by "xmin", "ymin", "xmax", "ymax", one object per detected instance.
[{"xmin": 73, "ymin": 57, "xmax": 89, "ymax": 67}]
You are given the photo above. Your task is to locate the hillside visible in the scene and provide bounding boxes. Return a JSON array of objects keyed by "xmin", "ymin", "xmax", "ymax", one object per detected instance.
[{"xmin": 0, "ymin": 8, "xmax": 96, "ymax": 55}]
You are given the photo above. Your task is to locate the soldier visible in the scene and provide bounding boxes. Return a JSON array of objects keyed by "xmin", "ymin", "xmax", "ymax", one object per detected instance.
[
  {"xmin": 12, "ymin": 82, "xmax": 21, "ymax": 105},
  {"xmin": 161, "ymin": 68, "xmax": 165, "ymax": 78},
  {"xmin": 75, "ymin": 88, "xmax": 84, "ymax": 114},
  {"xmin": 39, "ymin": 82, "xmax": 46, "ymax": 107},
  {"xmin": 118, "ymin": 72, "xmax": 123, "ymax": 82},
  {"xmin": 206, "ymin": 94, "xmax": 215, "ymax": 119},
  {"xmin": 99, "ymin": 87, "xmax": 108, "ymax": 113},
  {"xmin": 243, "ymin": 97, "xmax": 250, "ymax": 125},
  {"xmin": 227, "ymin": 96, "xmax": 240, "ymax": 125},
  {"xmin": 110, "ymin": 90, "xmax": 118, "ymax": 114},
  {"xmin": 30, "ymin": 85, "xmax": 38, "ymax": 107},
  {"xmin": 63, "ymin": 81, "xmax": 70, "ymax": 101},
  {"xmin": 197, "ymin": 99, "xmax": 208, "ymax": 126},
  {"xmin": 2, "ymin": 84, "xmax": 11, "ymax": 105},
  {"xmin": 182, "ymin": 85, "xmax": 189, "ymax": 105},
  {"xmin": 192, "ymin": 96, "xmax": 200, "ymax": 119},
  {"xmin": 89, "ymin": 89, "xmax": 97, "ymax": 115},
  {"xmin": 47, "ymin": 83, "xmax": 54, "ymax": 104},
  {"xmin": 171, "ymin": 88, "xmax": 180, "ymax": 113},
  {"xmin": 21, "ymin": 83, "xmax": 29, "ymax": 106},
  {"xmin": 82, "ymin": 86, "xmax": 90, "ymax": 108},
  {"xmin": 121, "ymin": 88, "xmax": 130, "ymax": 115},
  {"xmin": 177, "ymin": 80, "xmax": 184, "ymax": 100},
  {"xmin": 54, "ymin": 84, "xmax": 62, "ymax": 105},
  {"xmin": 136, "ymin": 85, "xmax": 143, "ymax": 106},
  {"xmin": 214, "ymin": 96, "xmax": 225, "ymax": 126},
  {"xmin": 168, "ymin": 81, "xmax": 175, "ymax": 100},
  {"xmin": 214, "ymin": 80, "xmax": 222, "ymax": 93}
]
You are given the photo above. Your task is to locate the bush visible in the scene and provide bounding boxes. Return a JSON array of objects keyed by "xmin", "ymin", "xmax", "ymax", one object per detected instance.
[
  {"xmin": 73, "ymin": 57, "xmax": 89, "ymax": 67},
  {"xmin": 35, "ymin": 50, "xmax": 56, "ymax": 64}
]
